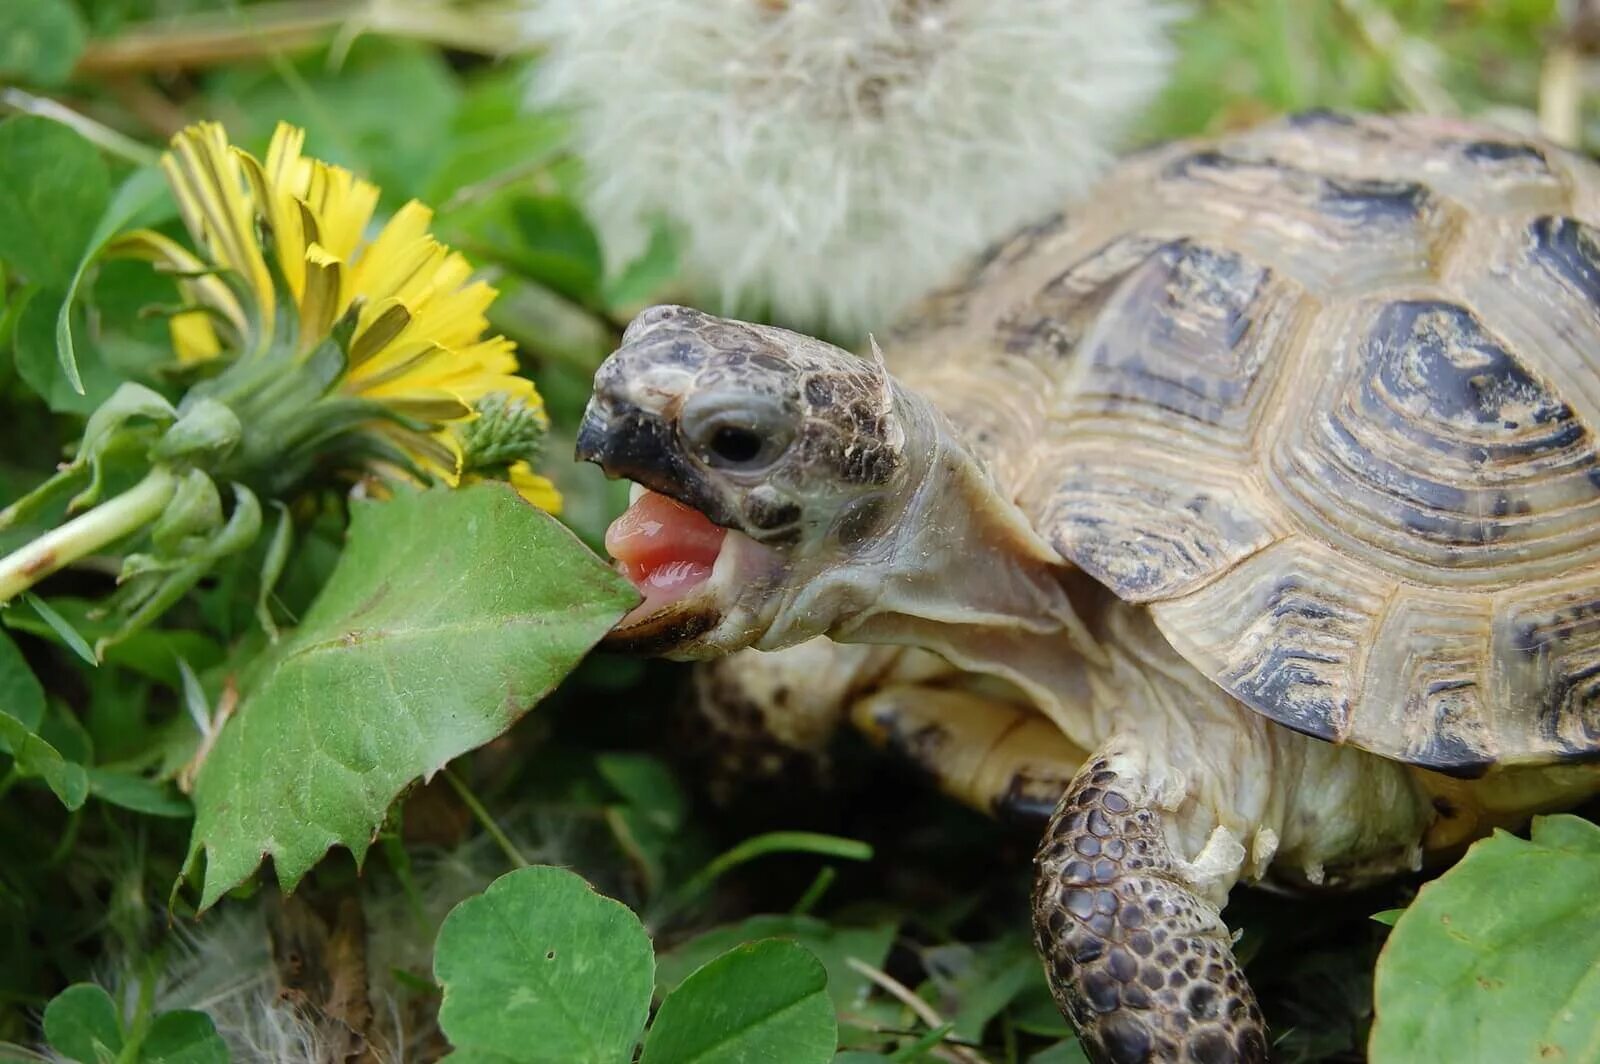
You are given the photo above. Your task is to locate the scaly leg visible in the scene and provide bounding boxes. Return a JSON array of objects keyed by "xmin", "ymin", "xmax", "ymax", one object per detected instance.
[{"xmin": 1033, "ymin": 739, "xmax": 1267, "ymax": 1064}]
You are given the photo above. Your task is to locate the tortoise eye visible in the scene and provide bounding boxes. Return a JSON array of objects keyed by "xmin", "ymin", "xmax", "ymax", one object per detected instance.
[
  {"xmin": 709, "ymin": 426, "xmax": 764, "ymax": 465},
  {"xmin": 682, "ymin": 394, "xmax": 793, "ymax": 471}
]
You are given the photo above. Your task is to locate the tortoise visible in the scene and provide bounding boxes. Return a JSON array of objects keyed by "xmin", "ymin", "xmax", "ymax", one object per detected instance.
[{"xmin": 574, "ymin": 111, "xmax": 1600, "ymax": 1063}]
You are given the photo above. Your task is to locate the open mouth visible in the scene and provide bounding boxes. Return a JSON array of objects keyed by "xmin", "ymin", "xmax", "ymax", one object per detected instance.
[
  {"xmin": 600, "ymin": 484, "xmax": 784, "ymax": 656},
  {"xmin": 605, "ymin": 486, "xmax": 728, "ymax": 628}
]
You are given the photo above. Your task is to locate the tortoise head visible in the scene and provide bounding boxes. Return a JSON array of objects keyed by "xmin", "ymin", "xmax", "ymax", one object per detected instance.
[{"xmin": 577, "ymin": 305, "xmax": 924, "ymax": 656}]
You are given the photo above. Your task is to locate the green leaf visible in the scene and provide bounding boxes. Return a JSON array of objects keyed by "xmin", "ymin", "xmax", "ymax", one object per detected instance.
[
  {"xmin": 641, "ymin": 939, "xmax": 838, "ymax": 1064},
  {"xmin": 0, "ymin": 628, "xmax": 45, "ymax": 736},
  {"xmin": 57, "ymin": 167, "xmax": 174, "ymax": 396},
  {"xmin": 138, "ymin": 1009, "xmax": 229, "ymax": 1064},
  {"xmin": 1370, "ymin": 815, "xmax": 1600, "ymax": 1063},
  {"xmin": 43, "ymin": 983, "xmax": 122, "ymax": 1063},
  {"xmin": 434, "ymin": 865, "xmax": 655, "ymax": 1063},
  {"xmin": 3, "ymin": 596, "xmax": 224, "ymax": 687},
  {"xmin": 0, "ymin": 117, "xmax": 110, "ymax": 289},
  {"xmin": 506, "ymin": 195, "xmax": 605, "ymax": 304},
  {"xmin": 661, "ymin": 831, "xmax": 873, "ymax": 923},
  {"xmin": 25, "ymin": 592, "xmax": 96, "ymax": 665},
  {"xmin": 926, "ymin": 936, "xmax": 1046, "ymax": 1041},
  {"xmin": 604, "ymin": 223, "xmax": 680, "ymax": 312},
  {"xmin": 599, "ymin": 751, "xmax": 689, "ymax": 893},
  {"xmin": 13, "ymin": 287, "xmax": 125, "ymax": 414},
  {"xmin": 186, "ymin": 484, "xmax": 635, "ymax": 908},
  {"xmin": 0, "ymin": 0, "xmax": 86, "ymax": 86},
  {"xmin": 1028, "ymin": 1040, "xmax": 1091, "ymax": 1064},
  {"xmin": 0, "ymin": 707, "xmax": 88, "ymax": 808},
  {"xmin": 86, "ymin": 768, "xmax": 192, "ymax": 818},
  {"xmin": 658, "ymin": 915, "xmax": 897, "ymax": 1012}
]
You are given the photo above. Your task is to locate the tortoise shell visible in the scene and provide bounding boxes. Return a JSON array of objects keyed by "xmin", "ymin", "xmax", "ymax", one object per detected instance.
[{"xmin": 888, "ymin": 112, "xmax": 1600, "ymax": 775}]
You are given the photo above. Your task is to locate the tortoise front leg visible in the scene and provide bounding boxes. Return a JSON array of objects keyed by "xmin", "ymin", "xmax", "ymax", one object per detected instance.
[{"xmin": 1034, "ymin": 739, "xmax": 1268, "ymax": 1064}]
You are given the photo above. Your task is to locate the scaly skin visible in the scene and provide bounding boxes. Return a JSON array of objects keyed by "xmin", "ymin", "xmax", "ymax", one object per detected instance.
[{"xmin": 1034, "ymin": 746, "xmax": 1267, "ymax": 1064}]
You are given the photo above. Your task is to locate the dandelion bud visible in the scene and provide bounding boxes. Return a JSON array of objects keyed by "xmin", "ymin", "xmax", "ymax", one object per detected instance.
[{"xmin": 457, "ymin": 392, "xmax": 551, "ymax": 474}]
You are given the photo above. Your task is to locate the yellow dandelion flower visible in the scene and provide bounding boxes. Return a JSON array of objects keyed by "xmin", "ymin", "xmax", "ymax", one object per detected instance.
[{"xmin": 121, "ymin": 121, "xmax": 558, "ymax": 511}]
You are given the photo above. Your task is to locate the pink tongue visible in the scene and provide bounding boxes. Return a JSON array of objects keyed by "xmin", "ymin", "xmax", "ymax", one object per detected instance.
[{"xmin": 605, "ymin": 491, "xmax": 727, "ymax": 614}]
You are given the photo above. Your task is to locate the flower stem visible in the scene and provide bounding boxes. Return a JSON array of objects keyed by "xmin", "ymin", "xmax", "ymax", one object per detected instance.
[
  {"xmin": 442, "ymin": 765, "xmax": 529, "ymax": 869},
  {"xmin": 0, "ymin": 467, "xmax": 179, "ymax": 606}
]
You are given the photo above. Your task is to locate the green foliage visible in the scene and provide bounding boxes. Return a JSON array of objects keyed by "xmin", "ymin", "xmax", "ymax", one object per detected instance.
[
  {"xmin": 436, "ymin": 865, "xmax": 840, "ymax": 1063},
  {"xmin": 435, "ymin": 865, "xmax": 657, "ymax": 1062},
  {"xmin": 0, "ymin": 0, "xmax": 86, "ymax": 86},
  {"xmin": 187, "ymin": 485, "xmax": 635, "ymax": 908},
  {"xmin": 0, "ymin": 629, "xmax": 45, "ymax": 733},
  {"xmin": 56, "ymin": 167, "xmax": 175, "ymax": 396},
  {"xmin": 42, "ymin": 984, "xmax": 121, "ymax": 1063},
  {"xmin": 656, "ymin": 915, "xmax": 897, "ymax": 1012},
  {"xmin": 0, "ymin": 117, "xmax": 109, "ymax": 291},
  {"xmin": 0, "ymin": 707, "xmax": 88, "ymax": 808},
  {"xmin": 641, "ymin": 939, "xmax": 837, "ymax": 1064},
  {"xmin": 1370, "ymin": 815, "xmax": 1600, "ymax": 1063},
  {"xmin": 41, "ymin": 983, "xmax": 228, "ymax": 1064}
]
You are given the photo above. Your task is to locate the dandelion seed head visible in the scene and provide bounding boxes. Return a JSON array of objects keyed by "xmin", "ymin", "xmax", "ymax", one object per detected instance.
[{"xmin": 528, "ymin": 0, "xmax": 1184, "ymax": 334}]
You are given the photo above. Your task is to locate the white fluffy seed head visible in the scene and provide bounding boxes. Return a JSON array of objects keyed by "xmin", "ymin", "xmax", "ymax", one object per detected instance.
[{"xmin": 527, "ymin": 0, "xmax": 1184, "ymax": 336}]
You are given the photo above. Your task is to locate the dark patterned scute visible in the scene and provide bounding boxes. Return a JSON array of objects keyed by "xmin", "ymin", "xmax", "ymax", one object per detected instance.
[
  {"xmin": 1272, "ymin": 299, "xmax": 1600, "ymax": 576},
  {"xmin": 930, "ymin": 113, "xmax": 1600, "ymax": 769}
]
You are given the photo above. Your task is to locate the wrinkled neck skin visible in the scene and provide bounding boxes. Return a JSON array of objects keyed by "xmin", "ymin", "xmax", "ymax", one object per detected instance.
[{"xmin": 756, "ymin": 386, "xmax": 1107, "ymax": 721}]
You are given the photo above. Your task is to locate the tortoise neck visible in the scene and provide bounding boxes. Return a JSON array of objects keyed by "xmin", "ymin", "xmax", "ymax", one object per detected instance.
[{"xmin": 823, "ymin": 391, "xmax": 1109, "ymax": 706}]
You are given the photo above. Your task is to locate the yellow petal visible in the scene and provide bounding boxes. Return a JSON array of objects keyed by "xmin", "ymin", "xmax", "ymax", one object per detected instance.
[
  {"xmin": 298, "ymin": 243, "xmax": 345, "ymax": 352},
  {"xmin": 351, "ymin": 200, "xmax": 434, "ymax": 298},
  {"xmin": 164, "ymin": 124, "xmax": 274, "ymax": 339},
  {"xmin": 170, "ymin": 309, "xmax": 221, "ymax": 365},
  {"xmin": 109, "ymin": 229, "xmax": 248, "ymax": 342},
  {"xmin": 508, "ymin": 462, "xmax": 563, "ymax": 514},
  {"xmin": 305, "ymin": 161, "xmax": 379, "ymax": 266}
]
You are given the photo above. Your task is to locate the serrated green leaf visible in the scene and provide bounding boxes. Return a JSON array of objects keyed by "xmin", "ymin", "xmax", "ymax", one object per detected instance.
[
  {"xmin": 641, "ymin": 939, "xmax": 837, "ymax": 1064},
  {"xmin": 0, "ymin": 628, "xmax": 45, "ymax": 737},
  {"xmin": 0, "ymin": 707, "xmax": 87, "ymax": 809},
  {"xmin": 43, "ymin": 983, "xmax": 122, "ymax": 1063},
  {"xmin": 0, "ymin": 0, "xmax": 86, "ymax": 86},
  {"xmin": 138, "ymin": 1008, "xmax": 229, "ymax": 1064},
  {"xmin": 186, "ymin": 484, "xmax": 635, "ymax": 908},
  {"xmin": 657, "ymin": 915, "xmax": 897, "ymax": 1012},
  {"xmin": 434, "ymin": 865, "xmax": 655, "ymax": 1063},
  {"xmin": 1370, "ymin": 815, "xmax": 1600, "ymax": 1063},
  {"xmin": 0, "ymin": 117, "xmax": 110, "ymax": 290}
]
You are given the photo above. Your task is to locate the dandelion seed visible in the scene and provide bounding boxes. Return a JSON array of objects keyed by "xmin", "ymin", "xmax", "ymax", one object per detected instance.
[{"xmin": 528, "ymin": 0, "xmax": 1184, "ymax": 335}]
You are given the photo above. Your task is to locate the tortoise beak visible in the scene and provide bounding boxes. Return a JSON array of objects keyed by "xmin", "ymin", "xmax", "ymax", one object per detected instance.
[
  {"xmin": 575, "ymin": 392, "xmax": 748, "ymax": 531},
  {"xmin": 574, "ymin": 397, "xmax": 664, "ymax": 481}
]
